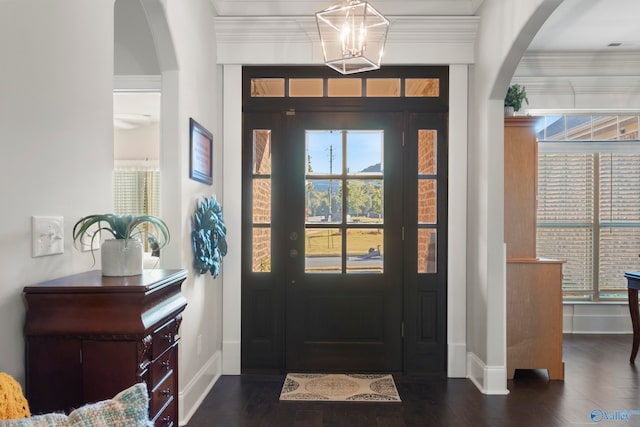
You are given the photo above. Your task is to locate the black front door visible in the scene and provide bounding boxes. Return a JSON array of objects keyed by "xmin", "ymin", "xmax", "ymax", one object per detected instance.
[
  {"xmin": 241, "ymin": 66, "xmax": 449, "ymax": 375},
  {"xmin": 282, "ymin": 112, "xmax": 403, "ymax": 372}
]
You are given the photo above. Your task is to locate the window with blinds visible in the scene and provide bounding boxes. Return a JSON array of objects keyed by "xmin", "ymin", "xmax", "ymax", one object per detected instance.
[
  {"xmin": 113, "ymin": 170, "xmax": 160, "ymax": 216},
  {"xmin": 536, "ymin": 114, "xmax": 640, "ymax": 301},
  {"xmin": 537, "ymin": 152, "xmax": 595, "ymax": 299},
  {"xmin": 599, "ymin": 153, "xmax": 640, "ymax": 297},
  {"xmin": 113, "ymin": 169, "xmax": 161, "ymax": 252}
]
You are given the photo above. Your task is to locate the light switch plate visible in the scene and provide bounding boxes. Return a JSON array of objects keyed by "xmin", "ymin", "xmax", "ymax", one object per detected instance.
[{"xmin": 32, "ymin": 216, "xmax": 64, "ymax": 257}]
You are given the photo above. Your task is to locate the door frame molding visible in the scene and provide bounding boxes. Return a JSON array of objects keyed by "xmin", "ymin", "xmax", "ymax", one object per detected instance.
[{"xmin": 222, "ymin": 64, "xmax": 469, "ymax": 378}]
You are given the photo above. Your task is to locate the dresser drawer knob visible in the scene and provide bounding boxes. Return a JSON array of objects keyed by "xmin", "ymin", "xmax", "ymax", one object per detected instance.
[
  {"xmin": 163, "ymin": 333, "xmax": 173, "ymax": 343},
  {"xmin": 160, "ymin": 388, "xmax": 171, "ymax": 397},
  {"xmin": 162, "ymin": 360, "xmax": 171, "ymax": 370},
  {"xmin": 161, "ymin": 416, "xmax": 172, "ymax": 425}
]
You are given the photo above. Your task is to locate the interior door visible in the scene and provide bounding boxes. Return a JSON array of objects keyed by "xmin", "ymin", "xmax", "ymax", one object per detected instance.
[{"xmin": 283, "ymin": 112, "xmax": 403, "ymax": 372}]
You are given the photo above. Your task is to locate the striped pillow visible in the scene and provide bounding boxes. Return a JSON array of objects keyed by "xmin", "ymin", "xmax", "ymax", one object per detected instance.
[{"xmin": 0, "ymin": 382, "xmax": 150, "ymax": 427}]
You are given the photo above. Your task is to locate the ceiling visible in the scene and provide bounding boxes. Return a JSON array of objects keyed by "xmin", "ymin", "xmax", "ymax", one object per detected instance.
[
  {"xmin": 114, "ymin": 92, "xmax": 160, "ymax": 130},
  {"xmin": 210, "ymin": 0, "xmax": 640, "ymax": 53},
  {"xmin": 528, "ymin": 0, "xmax": 640, "ymax": 51}
]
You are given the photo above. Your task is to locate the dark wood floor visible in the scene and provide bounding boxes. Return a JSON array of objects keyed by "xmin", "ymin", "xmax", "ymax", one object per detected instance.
[{"xmin": 185, "ymin": 335, "xmax": 640, "ymax": 426}]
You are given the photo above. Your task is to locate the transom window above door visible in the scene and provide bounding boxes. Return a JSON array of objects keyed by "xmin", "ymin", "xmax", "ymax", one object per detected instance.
[{"xmin": 250, "ymin": 77, "xmax": 440, "ymax": 98}]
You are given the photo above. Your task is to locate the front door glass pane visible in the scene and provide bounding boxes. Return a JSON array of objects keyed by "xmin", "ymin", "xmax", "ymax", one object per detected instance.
[
  {"xmin": 252, "ymin": 227, "xmax": 271, "ymax": 272},
  {"xmin": 347, "ymin": 131, "xmax": 383, "ymax": 174},
  {"xmin": 252, "ymin": 179, "xmax": 271, "ymax": 224},
  {"xmin": 305, "ymin": 229, "xmax": 342, "ymax": 273},
  {"xmin": 418, "ymin": 229, "xmax": 437, "ymax": 273},
  {"xmin": 347, "ymin": 229, "xmax": 383, "ymax": 274},
  {"xmin": 305, "ymin": 127, "xmax": 386, "ymax": 275},
  {"xmin": 306, "ymin": 180, "xmax": 343, "ymax": 224},
  {"xmin": 347, "ymin": 179, "xmax": 383, "ymax": 224},
  {"xmin": 418, "ymin": 179, "xmax": 437, "ymax": 224},
  {"xmin": 306, "ymin": 131, "xmax": 342, "ymax": 175},
  {"xmin": 253, "ymin": 130, "xmax": 272, "ymax": 174},
  {"xmin": 418, "ymin": 130, "xmax": 437, "ymax": 175},
  {"xmin": 252, "ymin": 129, "xmax": 272, "ymax": 273}
]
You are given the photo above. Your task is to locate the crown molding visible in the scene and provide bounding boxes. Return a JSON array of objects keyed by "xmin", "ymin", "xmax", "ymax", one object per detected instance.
[
  {"xmin": 213, "ymin": 15, "xmax": 479, "ymax": 65},
  {"xmin": 512, "ymin": 76, "xmax": 640, "ymax": 95},
  {"xmin": 113, "ymin": 75, "xmax": 162, "ymax": 91},
  {"xmin": 515, "ymin": 51, "xmax": 640, "ymax": 77},
  {"xmin": 386, "ymin": 16, "xmax": 479, "ymax": 43},
  {"xmin": 213, "ymin": 17, "xmax": 314, "ymax": 44},
  {"xmin": 210, "ymin": 0, "xmax": 483, "ymax": 17}
]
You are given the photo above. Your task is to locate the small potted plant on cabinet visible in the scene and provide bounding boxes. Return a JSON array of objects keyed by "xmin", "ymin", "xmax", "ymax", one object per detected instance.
[
  {"xmin": 72, "ymin": 214, "xmax": 170, "ymax": 276},
  {"xmin": 504, "ymin": 84, "xmax": 528, "ymax": 116}
]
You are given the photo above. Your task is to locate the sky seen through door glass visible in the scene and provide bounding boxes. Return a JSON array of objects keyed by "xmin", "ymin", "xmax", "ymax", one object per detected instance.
[{"xmin": 306, "ymin": 130, "xmax": 383, "ymax": 174}]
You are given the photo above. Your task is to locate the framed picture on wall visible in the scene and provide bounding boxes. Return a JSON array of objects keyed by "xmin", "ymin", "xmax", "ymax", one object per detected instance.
[{"xmin": 189, "ymin": 118, "xmax": 213, "ymax": 185}]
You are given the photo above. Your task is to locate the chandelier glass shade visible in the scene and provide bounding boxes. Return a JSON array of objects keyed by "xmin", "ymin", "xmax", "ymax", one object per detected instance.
[{"xmin": 315, "ymin": 0, "xmax": 390, "ymax": 75}]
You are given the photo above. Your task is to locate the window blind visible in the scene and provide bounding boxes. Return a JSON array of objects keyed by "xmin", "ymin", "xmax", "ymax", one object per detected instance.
[
  {"xmin": 535, "ymin": 114, "xmax": 640, "ymax": 300},
  {"xmin": 537, "ymin": 153, "xmax": 595, "ymax": 297},
  {"xmin": 598, "ymin": 153, "xmax": 640, "ymax": 294},
  {"xmin": 113, "ymin": 170, "xmax": 160, "ymax": 217}
]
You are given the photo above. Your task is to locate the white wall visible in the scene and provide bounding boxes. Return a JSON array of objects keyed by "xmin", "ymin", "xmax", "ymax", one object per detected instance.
[
  {"xmin": 0, "ymin": 0, "xmax": 115, "ymax": 383},
  {"xmin": 116, "ymin": 0, "xmax": 224, "ymax": 421},
  {"xmin": 114, "ymin": 123, "xmax": 160, "ymax": 161},
  {"xmin": 221, "ymin": 65, "xmax": 242, "ymax": 375},
  {"xmin": 153, "ymin": 1, "xmax": 223, "ymax": 424},
  {"xmin": 115, "ymin": 0, "xmax": 160, "ymax": 75},
  {"xmin": 0, "ymin": 1, "xmax": 222, "ymax": 425},
  {"xmin": 467, "ymin": 0, "xmax": 563, "ymax": 394}
]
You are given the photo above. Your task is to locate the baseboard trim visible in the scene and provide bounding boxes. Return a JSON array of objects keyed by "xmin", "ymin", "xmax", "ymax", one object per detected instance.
[
  {"xmin": 179, "ymin": 350, "xmax": 222, "ymax": 427},
  {"xmin": 466, "ymin": 352, "xmax": 509, "ymax": 395},
  {"xmin": 563, "ymin": 304, "xmax": 633, "ymax": 334},
  {"xmin": 448, "ymin": 342, "xmax": 467, "ymax": 377},
  {"xmin": 222, "ymin": 339, "xmax": 241, "ymax": 374}
]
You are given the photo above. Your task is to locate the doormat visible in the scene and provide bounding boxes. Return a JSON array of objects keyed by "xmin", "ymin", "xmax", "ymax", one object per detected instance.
[{"xmin": 279, "ymin": 373, "xmax": 401, "ymax": 402}]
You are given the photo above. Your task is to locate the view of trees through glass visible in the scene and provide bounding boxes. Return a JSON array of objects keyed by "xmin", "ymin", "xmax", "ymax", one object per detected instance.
[{"xmin": 305, "ymin": 130, "xmax": 384, "ymax": 273}]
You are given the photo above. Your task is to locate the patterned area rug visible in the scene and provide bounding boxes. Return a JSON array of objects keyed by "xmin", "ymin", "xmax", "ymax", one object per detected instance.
[{"xmin": 279, "ymin": 373, "xmax": 401, "ymax": 402}]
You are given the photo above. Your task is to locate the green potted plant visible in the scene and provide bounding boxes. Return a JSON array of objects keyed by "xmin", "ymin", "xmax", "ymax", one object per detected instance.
[
  {"xmin": 504, "ymin": 84, "xmax": 528, "ymax": 116},
  {"xmin": 72, "ymin": 214, "xmax": 170, "ymax": 276}
]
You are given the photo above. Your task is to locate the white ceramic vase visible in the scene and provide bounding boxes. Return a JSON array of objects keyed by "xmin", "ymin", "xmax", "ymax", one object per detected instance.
[
  {"xmin": 504, "ymin": 106, "xmax": 515, "ymax": 116},
  {"xmin": 101, "ymin": 239, "xmax": 143, "ymax": 276}
]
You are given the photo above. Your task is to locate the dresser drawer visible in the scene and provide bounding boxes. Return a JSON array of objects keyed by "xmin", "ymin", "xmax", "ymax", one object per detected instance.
[
  {"xmin": 152, "ymin": 396, "xmax": 176, "ymax": 427},
  {"xmin": 150, "ymin": 369, "xmax": 175, "ymax": 419},
  {"xmin": 152, "ymin": 319, "xmax": 178, "ymax": 359},
  {"xmin": 150, "ymin": 345, "xmax": 175, "ymax": 389}
]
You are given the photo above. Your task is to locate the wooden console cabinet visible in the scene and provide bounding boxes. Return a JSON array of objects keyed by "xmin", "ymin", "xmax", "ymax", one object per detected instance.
[
  {"xmin": 24, "ymin": 269, "xmax": 187, "ymax": 426},
  {"xmin": 504, "ymin": 117, "xmax": 564, "ymax": 380}
]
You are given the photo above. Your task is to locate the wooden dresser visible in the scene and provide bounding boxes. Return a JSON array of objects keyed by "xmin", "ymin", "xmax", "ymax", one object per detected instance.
[
  {"xmin": 23, "ymin": 269, "xmax": 188, "ymax": 426},
  {"xmin": 504, "ymin": 117, "xmax": 565, "ymax": 380}
]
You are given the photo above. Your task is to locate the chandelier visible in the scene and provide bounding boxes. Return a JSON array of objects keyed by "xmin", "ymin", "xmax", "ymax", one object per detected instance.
[{"xmin": 315, "ymin": 0, "xmax": 390, "ymax": 75}]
